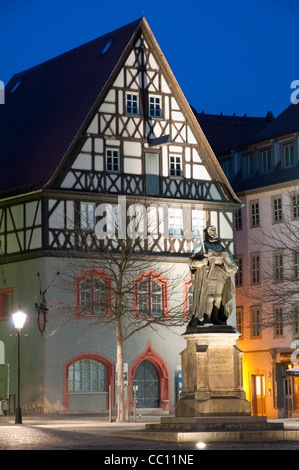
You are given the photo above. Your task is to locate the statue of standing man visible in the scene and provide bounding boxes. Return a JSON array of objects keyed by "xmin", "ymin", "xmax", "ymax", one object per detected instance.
[{"xmin": 188, "ymin": 226, "xmax": 238, "ymax": 327}]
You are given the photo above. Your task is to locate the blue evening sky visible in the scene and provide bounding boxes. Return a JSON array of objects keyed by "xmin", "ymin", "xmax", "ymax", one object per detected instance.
[{"xmin": 0, "ymin": 0, "xmax": 297, "ymax": 118}]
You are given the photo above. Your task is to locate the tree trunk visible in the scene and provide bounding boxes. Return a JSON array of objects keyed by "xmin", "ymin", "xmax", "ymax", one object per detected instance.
[{"xmin": 116, "ymin": 316, "xmax": 125, "ymax": 421}]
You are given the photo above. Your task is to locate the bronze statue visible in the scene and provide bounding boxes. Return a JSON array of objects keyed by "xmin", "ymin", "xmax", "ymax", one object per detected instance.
[{"xmin": 188, "ymin": 226, "xmax": 238, "ymax": 326}]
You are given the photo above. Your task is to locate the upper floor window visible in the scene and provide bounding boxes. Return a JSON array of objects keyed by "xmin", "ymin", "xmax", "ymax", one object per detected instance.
[
  {"xmin": 273, "ymin": 305, "xmax": 284, "ymax": 337},
  {"xmin": 292, "ymin": 193, "xmax": 299, "ymax": 219},
  {"xmin": 250, "ymin": 201, "xmax": 259, "ymax": 227},
  {"xmin": 284, "ymin": 143, "xmax": 295, "ymax": 168},
  {"xmin": 262, "ymin": 149, "xmax": 272, "ymax": 173},
  {"xmin": 294, "ymin": 250, "xmax": 299, "ymax": 280},
  {"xmin": 126, "ymin": 92, "xmax": 139, "ymax": 115},
  {"xmin": 106, "ymin": 149, "xmax": 120, "ymax": 172},
  {"xmin": 235, "ymin": 208, "xmax": 242, "ymax": 230},
  {"xmin": 76, "ymin": 268, "xmax": 112, "ymax": 317},
  {"xmin": 222, "ymin": 159, "xmax": 233, "ymax": 180},
  {"xmin": 244, "ymin": 154, "xmax": 254, "ymax": 177},
  {"xmin": 0, "ymin": 288, "xmax": 13, "ymax": 319},
  {"xmin": 149, "ymin": 95, "xmax": 162, "ymax": 118},
  {"xmin": 80, "ymin": 202, "xmax": 96, "ymax": 230},
  {"xmin": 251, "ymin": 254, "xmax": 260, "ymax": 284},
  {"xmin": 272, "ymin": 196, "xmax": 282, "ymax": 223},
  {"xmin": 169, "ymin": 155, "xmax": 182, "ymax": 177},
  {"xmin": 235, "ymin": 256, "xmax": 243, "ymax": 286},
  {"xmin": 192, "ymin": 209, "xmax": 206, "ymax": 237},
  {"xmin": 169, "ymin": 208, "xmax": 183, "ymax": 236},
  {"xmin": 274, "ymin": 251, "xmax": 283, "ymax": 282},
  {"xmin": 236, "ymin": 307, "xmax": 243, "ymax": 339},
  {"xmin": 251, "ymin": 306, "xmax": 261, "ymax": 338},
  {"xmin": 134, "ymin": 269, "xmax": 168, "ymax": 319}
]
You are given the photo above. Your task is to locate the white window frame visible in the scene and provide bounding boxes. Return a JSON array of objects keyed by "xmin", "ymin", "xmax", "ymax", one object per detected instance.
[
  {"xmin": 284, "ymin": 143, "xmax": 295, "ymax": 168},
  {"xmin": 106, "ymin": 149, "xmax": 120, "ymax": 172},
  {"xmin": 169, "ymin": 208, "xmax": 183, "ymax": 236},
  {"xmin": 149, "ymin": 95, "xmax": 162, "ymax": 118},
  {"xmin": 262, "ymin": 149, "xmax": 272, "ymax": 173},
  {"xmin": 169, "ymin": 155, "xmax": 183, "ymax": 177},
  {"xmin": 126, "ymin": 92, "xmax": 139, "ymax": 115},
  {"xmin": 80, "ymin": 202, "xmax": 96, "ymax": 230}
]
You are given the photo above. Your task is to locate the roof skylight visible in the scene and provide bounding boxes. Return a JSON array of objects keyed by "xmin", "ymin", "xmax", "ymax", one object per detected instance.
[
  {"xmin": 10, "ymin": 79, "xmax": 23, "ymax": 94},
  {"xmin": 100, "ymin": 38, "xmax": 113, "ymax": 56}
]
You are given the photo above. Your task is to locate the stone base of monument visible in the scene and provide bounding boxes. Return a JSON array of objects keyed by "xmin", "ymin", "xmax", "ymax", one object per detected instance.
[
  {"xmin": 111, "ymin": 325, "xmax": 299, "ymax": 443},
  {"xmin": 175, "ymin": 325, "xmax": 251, "ymax": 417}
]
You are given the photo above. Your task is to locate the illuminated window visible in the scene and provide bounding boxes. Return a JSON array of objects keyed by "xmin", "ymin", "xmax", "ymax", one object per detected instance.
[
  {"xmin": 68, "ymin": 359, "xmax": 106, "ymax": 392},
  {"xmin": 251, "ymin": 306, "xmax": 261, "ymax": 338},
  {"xmin": 274, "ymin": 306, "xmax": 284, "ymax": 337},
  {"xmin": 236, "ymin": 307, "xmax": 243, "ymax": 338},
  {"xmin": 169, "ymin": 208, "xmax": 183, "ymax": 236},
  {"xmin": 80, "ymin": 202, "xmax": 96, "ymax": 230}
]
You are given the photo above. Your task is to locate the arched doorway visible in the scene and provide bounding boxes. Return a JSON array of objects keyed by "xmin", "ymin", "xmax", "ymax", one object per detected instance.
[
  {"xmin": 133, "ymin": 360, "xmax": 159, "ymax": 408},
  {"xmin": 64, "ymin": 353, "xmax": 114, "ymax": 412},
  {"xmin": 129, "ymin": 341, "xmax": 170, "ymax": 411}
]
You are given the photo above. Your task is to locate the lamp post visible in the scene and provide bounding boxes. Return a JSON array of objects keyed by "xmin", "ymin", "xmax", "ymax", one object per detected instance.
[{"xmin": 12, "ymin": 309, "xmax": 26, "ymax": 424}]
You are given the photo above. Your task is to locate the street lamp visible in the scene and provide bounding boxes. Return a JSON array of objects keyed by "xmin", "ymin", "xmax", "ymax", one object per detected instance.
[{"xmin": 12, "ymin": 309, "xmax": 26, "ymax": 424}]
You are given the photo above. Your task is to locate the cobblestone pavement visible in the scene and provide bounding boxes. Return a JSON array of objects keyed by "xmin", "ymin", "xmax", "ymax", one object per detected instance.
[{"xmin": 1, "ymin": 414, "xmax": 299, "ymax": 451}]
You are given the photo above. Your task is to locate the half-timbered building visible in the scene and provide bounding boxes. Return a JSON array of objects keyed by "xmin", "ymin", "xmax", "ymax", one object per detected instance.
[{"xmin": 0, "ymin": 18, "xmax": 240, "ymax": 414}]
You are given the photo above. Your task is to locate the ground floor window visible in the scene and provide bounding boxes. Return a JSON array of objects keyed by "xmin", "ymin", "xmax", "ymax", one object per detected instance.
[{"xmin": 68, "ymin": 359, "xmax": 107, "ymax": 392}]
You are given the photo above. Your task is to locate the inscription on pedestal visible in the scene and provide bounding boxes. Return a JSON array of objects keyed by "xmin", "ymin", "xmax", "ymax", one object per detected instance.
[{"xmin": 209, "ymin": 351, "xmax": 232, "ymax": 376}]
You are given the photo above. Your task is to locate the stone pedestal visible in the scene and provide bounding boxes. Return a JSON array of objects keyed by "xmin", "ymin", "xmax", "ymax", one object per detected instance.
[{"xmin": 175, "ymin": 325, "xmax": 251, "ymax": 417}]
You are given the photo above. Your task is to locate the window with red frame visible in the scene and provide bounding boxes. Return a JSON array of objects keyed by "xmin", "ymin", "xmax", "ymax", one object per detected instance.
[
  {"xmin": 0, "ymin": 288, "xmax": 13, "ymax": 319},
  {"xmin": 76, "ymin": 268, "xmax": 112, "ymax": 317},
  {"xmin": 134, "ymin": 270, "xmax": 168, "ymax": 319}
]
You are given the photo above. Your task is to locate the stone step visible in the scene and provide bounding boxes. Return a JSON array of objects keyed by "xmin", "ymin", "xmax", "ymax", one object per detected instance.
[{"xmin": 146, "ymin": 415, "xmax": 284, "ymax": 431}]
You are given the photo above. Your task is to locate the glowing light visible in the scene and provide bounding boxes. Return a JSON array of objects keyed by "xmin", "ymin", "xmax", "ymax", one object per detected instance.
[
  {"xmin": 12, "ymin": 311, "xmax": 26, "ymax": 330},
  {"xmin": 196, "ymin": 442, "xmax": 206, "ymax": 449}
]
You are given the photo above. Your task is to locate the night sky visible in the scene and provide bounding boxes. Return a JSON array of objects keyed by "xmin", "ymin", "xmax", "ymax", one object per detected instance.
[{"xmin": 1, "ymin": 0, "xmax": 298, "ymax": 118}]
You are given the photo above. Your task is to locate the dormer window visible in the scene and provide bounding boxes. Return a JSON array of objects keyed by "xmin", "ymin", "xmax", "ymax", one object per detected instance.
[
  {"xmin": 284, "ymin": 144, "xmax": 295, "ymax": 168},
  {"xmin": 262, "ymin": 149, "xmax": 272, "ymax": 173}
]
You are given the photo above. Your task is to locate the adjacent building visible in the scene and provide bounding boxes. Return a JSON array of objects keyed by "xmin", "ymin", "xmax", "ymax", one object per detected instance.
[{"xmin": 195, "ymin": 104, "xmax": 299, "ymax": 418}]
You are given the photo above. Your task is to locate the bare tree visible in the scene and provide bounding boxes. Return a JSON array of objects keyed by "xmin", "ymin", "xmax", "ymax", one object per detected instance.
[{"xmin": 49, "ymin": 196, "xmax": 188, "ymax": 420}]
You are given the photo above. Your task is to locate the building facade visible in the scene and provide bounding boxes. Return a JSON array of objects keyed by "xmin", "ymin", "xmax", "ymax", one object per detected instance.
[
  {"xmin": 0, "ymin": 18, "xmax": 239, "ymax": 414},
  {"xmin": 195, "ymin": 105, "xmax": 299, "ymax": 418}
]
